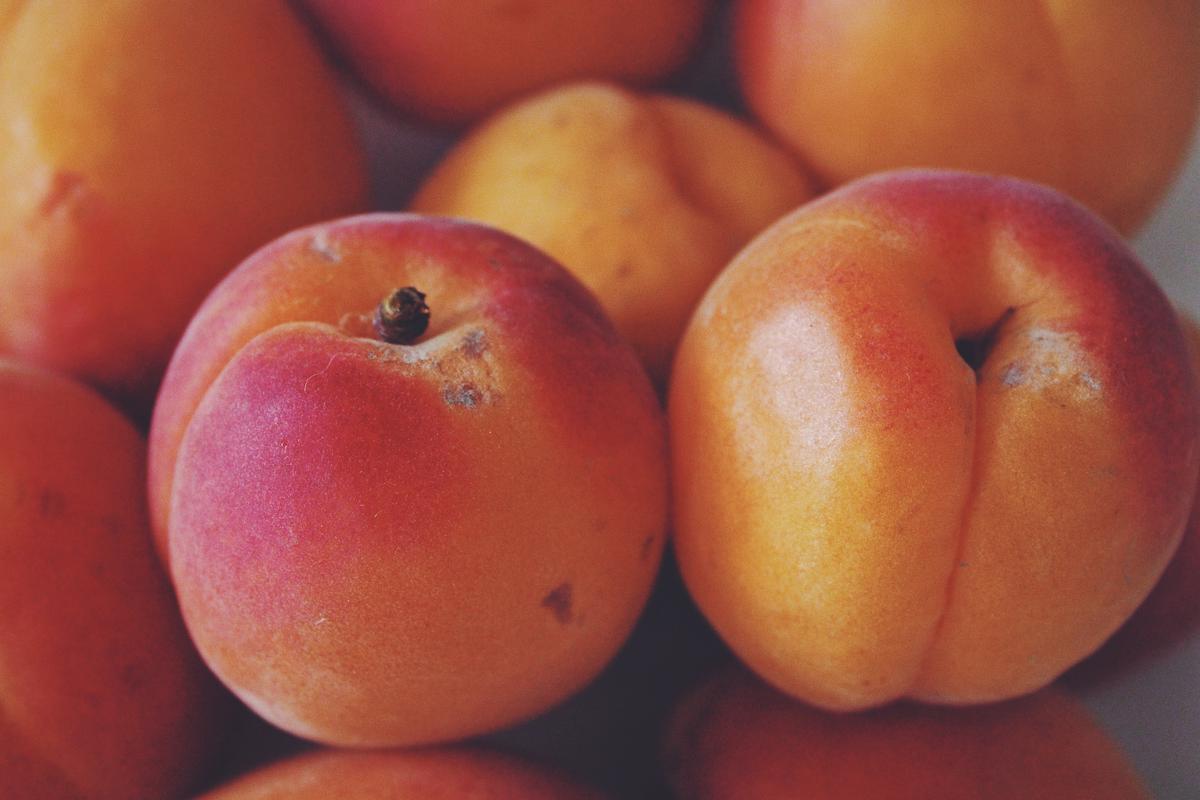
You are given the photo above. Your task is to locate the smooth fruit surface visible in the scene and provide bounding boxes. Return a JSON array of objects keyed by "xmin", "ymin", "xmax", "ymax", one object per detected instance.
[
  {"xmin": 412, "ymin": 82, "xmax": 816, "ymax": 384},
  {"xmin": 0, "ymin": 0, "xmax": 367, "ymax": 410},
  {"xmin": 0, "ymin": 359, "xmax": 224, "ymax": 799},
  {"xmin": 664, "ymin": 666, "xmax": 1149, "ymax": 799},
  {"xmin": 670, "ymin": 170, "xmax": 1198, "ymax": 710},
  {"xmin": 200, "ymin": 747, "xmax": 606, "ymax": 799},
  {"xmin": 305, "ymin": 0, "xmax": 709, "ymax": 126},
  {"xmin": 736, "ymin": 0, "xmax": 1200, "ymax": 232},
  {"xmin": 150, "ymin": 214, "xmax": 667, "ymax": 746}
]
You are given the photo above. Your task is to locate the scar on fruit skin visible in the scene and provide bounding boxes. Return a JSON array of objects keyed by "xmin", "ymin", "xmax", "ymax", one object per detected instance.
[
  {"xmin": 542, "ymin": 583, "xmax": 574, "ymax": 624},
  {"xmin": 442, "ymin": 383, "xmax": 482, "ymax": 408},
  {"xmin": 460, "ymin": 328, "xmax": 488, "ymax": 358}
]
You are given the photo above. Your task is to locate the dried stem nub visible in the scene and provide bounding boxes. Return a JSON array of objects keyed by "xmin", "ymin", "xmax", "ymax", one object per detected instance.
[{"xmin": 374, "ymin": 287, "xmax": 430, "ymax": 344}]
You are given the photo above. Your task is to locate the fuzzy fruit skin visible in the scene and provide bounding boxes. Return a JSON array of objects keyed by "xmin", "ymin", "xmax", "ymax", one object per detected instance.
[
  {"xmin": 412, "ymin": 82, "xmax": 816, "ymax": 385},
  {"xmin": 0, "ymin": 360, "xmax": 225, "ymax": 800},
  {"xmin": 736, "ymin": 0, "xmax": 1200, "ymax": 233},
  {"xmin": 0, "ymin": 0, "xmax": 367, "ymax": 412},
  {"xmin": 664, "ymin": 666, "xmax": 1149, "ymax": 800},
  {"xmin": 1069, "ymin": 318, "xmax": 1200, "ymax": 682},
  {"xmin": 302, "ymin": 0, "xmax": 710, "ymax": 126},
  {"xmin": 670, "ymin": 169, "xmax": 1199, "ymax": 711},
  {"xmin": 149, "ymin": 214, "xmax": 667, "ymax": 747},
  {"xmin": 200, "ymin": 747, "xmax": 606, "ymax": 800}
]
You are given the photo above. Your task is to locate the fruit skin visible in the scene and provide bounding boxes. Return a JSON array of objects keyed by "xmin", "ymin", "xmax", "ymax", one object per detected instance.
[
  {"xmin": 0, "ymin": 359, "xmax": 225, "ymax": 800},
  {"xmin": 149, "ymin": 214, "xmax": 667, "ymax": 746},
  {"xmin": 302, "ymin": 0, "xmax": 710, "ymax": 126},
  {"xmin": 664, "ymin": 666, "xmax": 1150, "ymax": 800},
  {"xmin": 735, "ymin": 0, "xmax": 1200, "ymax": 233},
  {"xmin": 670, "ymin": 169, "xmax": 1199, "ymax": 711},
  {"xmin": 199, "ymin": 747, "xmax": 607, "ymax": 799},
  {"xmin": 1069, "ymin": 318, "xmax": 1200, "ymax": 682},
  {"xmin": 411, "ymin": 82, "xmax": 816, "ymax": 385},
  {"xmin": 0, "ymin": 0, "xmax": 367, "ymax": 412}
]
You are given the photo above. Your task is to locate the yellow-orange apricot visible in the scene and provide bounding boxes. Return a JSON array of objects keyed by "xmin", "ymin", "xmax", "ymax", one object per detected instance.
[
  {"xmin": 736, "ymin": 0, "xmax": 1200, "ymax": 233},
  {"xmin": 412, "ymin": 82, "xmax": 816, "ymax": 384},
  {"xmin": 303, "ymin": 0, "xmax": 710, "ymax": 126},
  {"xmin": 200, "ymin": 747, "xmax": 605, "ymax": 799},
  {"xmin": 670, "ymin": 170, "xmax": 1198, "ymax": 710},
  {"xmin": 0, "ymin": 359, "xmax": 225, "ymax": 799},
  {"xmin": 664, "ymin": 666, "xmax": 1149, "ymax": 799},
  {"xmin": 0, "ymin": 0, "xmax": 367, "ymax": 412}
]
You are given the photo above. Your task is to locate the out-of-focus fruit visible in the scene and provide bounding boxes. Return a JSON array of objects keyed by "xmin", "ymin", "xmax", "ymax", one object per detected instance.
[
  {"xmin": 0, "ymin": 359, "xmax": 225, "ymax": 799},
  {"xmin": 736, "ymin": 0, "xmax": 1200, "ymax": 232},
  {"xmin": 200, "ymin": 747, "xmax": 606, "ymax": 799},
  {"xmin": 412, "ymin": 82, "xmax": 816, "ymax": 384},
  {"xmin": 149, "ymin": 214, "xmax": 667, "ymax": 746},
  {"xmin": 671, "ymin": 170, "xmax": 1198, "ymax": 710},
  {"xmin": 302, "ymin": 0, "xmax": 710, "ymax": 126},
  {"xmin": 664, "ymin": 666, "xmax": 1149, "ymax": 799},
  {"xmin": 0, "ymin": 0, "xmax": 367, "ymax": 412}
]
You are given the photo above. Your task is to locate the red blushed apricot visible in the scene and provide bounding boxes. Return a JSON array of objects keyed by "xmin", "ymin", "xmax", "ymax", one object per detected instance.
[
  {"xmin": 664, "ymin": 666, "xmax": 1149, "ymax": 799},
  {"xmin": 0, "ymin": 0, "xmax": 367, "ymax": 412},
  {"xmin": 149, "ymin": 214, "xmax": 667, "ymax": 746},
  {"xmin": 199, "ymin": 747, "xmax": 606, "ymax": 799},
  {"xmin": 670, "ymin": 170, "xmax": 1198, "ymax": 711},
  {"xmin": 0, "ymin": 360, "xmax": 225, "ymax": 799},
  {"xmin": 303, "ymin": 0, "xmax": 711, "ymax": 126},
  {"xmin": 1069, "ymin": 318, "xmax": 1200, "ymax": 682},
  {"xmin": 736, "ymin": 0, "xmax": 1200, "ymax": 233},
  {"xmin": 411, "ymin": 82, "xmax": 816, "ymax": 385}
]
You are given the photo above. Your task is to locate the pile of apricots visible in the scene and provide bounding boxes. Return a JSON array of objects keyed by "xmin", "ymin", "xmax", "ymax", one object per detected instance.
[{"xmin": 2, "ymin": 1, "xmax": 1198, "ymax": 798}]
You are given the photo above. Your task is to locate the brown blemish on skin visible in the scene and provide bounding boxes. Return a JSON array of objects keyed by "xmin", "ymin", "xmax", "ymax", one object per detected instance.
[
  {"xmin": 460, "ymin": 328, "xmax": 488, "ymax": 358},
  {"xmin": 38, "ymin": 172, "xmax": 85, "ymax": 216},
  {"xmin": 39, "ymin": 489, "xmax": 66, "ymax": 517},
  {"xmin": 541, "ymin": 583, "xmax": 573, "ymax": 624},
  {"xmin": 442, "ymin": 383, "xmax": 481, "ymax": 408}
]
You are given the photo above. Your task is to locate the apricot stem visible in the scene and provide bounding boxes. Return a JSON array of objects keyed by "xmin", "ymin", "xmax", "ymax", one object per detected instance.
[{"xmin": 374, "ymin": 287, "xmax": 430, "ymax": 344}]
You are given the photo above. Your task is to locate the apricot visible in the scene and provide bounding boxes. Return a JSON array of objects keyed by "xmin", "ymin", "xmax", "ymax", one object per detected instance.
[
  {"xmin": 149, "ymin": 214, "xmax": 667, "ymax": 746},
  {"xmin": 664, "ymin": 666, "xmax": 1149, "ymax": 799},
  {"xmin": 200, "ymin": 747, "xmax": 605, "ymax": 799},
  {"xmin": 0, "ymin": 0, "xmax": 367, "ymax": 411},
  {"xmin": 670, "ymin": 170, "xmax": 1198, "ymax": 710},
  {"xmin": 736, "ymin": 0, "xmax": 1200, "ymax": 233},
  {"xmin": 0, "ymin": 359, "xmax": 225, "ymax": 799},
  {"xmin": 303, "ymin": 0, "xmax": 711, "ymax": 126},
  {"xmin": 411, "ymin": 82, "xmax": 816, "ymax": 384},
  {"xmin": 1070, "ymin": 317, "xmax": 1200, "ymax": 681}
]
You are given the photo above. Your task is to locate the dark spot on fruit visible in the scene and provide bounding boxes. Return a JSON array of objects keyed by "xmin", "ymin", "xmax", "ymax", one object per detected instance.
[
  {"xmin": 641, "ymin": 535, "xmax": 656, "ymax": 561},
  {"xmin": 39, "ymin": 489, "xmax": 66, "ymax": 518},
  {"xmin": 443, "ymin": 383, "xmax": 481, "ymax": 408},
  {"xmin": 120, "ymin": 663, "xmax": 148, "ymax": 693},
  {"xmin": 460, "ymin": 328, "xmax": 488, "ymax": 358},
  {"xmin": 541, "ymin": 583, "xmax": 573, "ymax": 625}
]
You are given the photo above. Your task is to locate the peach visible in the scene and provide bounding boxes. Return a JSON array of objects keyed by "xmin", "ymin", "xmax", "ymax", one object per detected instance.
[
  {"xmin": 736, "ymin": 0, "xmax": 1200, "ymax": 233},
  {"xmin": 0, "ymin": 359, "xmax": 225, "ymax": 799},
  {"xmin": 411, "ymin": 82, "xmax": 816, "ymax": 385},
  {"xmin": 149, "ymin": 214, "xmax": 667, "ymax": 746},
  {"xmin": 0, "ymin": 0, "xmax": 367, "ymax": 413},
  {"xmin": 1070, "ymin": 317, "xmax": 1200, "ymax": 681},
  {"xmin": 200, "ymin": 747, "xmax": 605, "ymax": 799},
  {"xmin": 670, "ymin": 170, "xmax": 1198, "ymax": 710},
  {"xmin": 303, "ymin": 0, "xmax": 710, "ymax": 126},
  {"xmin": 664, "ymin": 666, "xmax": 1149, "ymax": 799}
]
